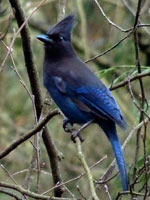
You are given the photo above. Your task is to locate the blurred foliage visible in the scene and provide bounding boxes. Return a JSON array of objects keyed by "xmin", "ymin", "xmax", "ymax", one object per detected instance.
[{"xmin": 0, "ymin": 0, "xmax": 150, "ymax": 199}]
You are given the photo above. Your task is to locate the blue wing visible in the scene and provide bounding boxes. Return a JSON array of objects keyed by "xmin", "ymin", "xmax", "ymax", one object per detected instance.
[
  {"xmin": 53, "ymin": 76, "xmax": 127, "ymax": 130},
  {"xmin": 75, "ymin": 86, "xmax": 127, "ymax": 130}
]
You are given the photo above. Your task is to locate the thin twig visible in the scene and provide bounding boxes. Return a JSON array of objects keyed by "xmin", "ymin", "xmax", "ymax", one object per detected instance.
[
  {"xmin": 104, "ymin": 185, "xmax": 112, "ymax": 200},
  {"xmin": 94, "ymin": 0, "xmax": 128, "ymax": 32},
  {"xmin": 76, "ymin": 185, "xmax": 87, "ymax": 200},
  {"xmin": 110, "ymin": 70, "xmax": 150, "ymax": 91},
  {"xmin": 75, "ymin": 137, "xmax": 99, "ymax": 200},
  {"xmin": 42, "ymin": 156, "xmax": 107, "ymax": 195},
  {"xmin": 0, "ymin": 164, "xmax": 26, "ymax": 199},
  {"xmin": 0, "ymin": 188, "xmax": 21, "ymax": 200},
  {"xmin": 0, "ymin": 0, "xmax": 47, "ymax": 72},
  {"xmin": 8, "ymin": 0, "xmax": 64, "ymax": 196},
  {"xmin": 0, "ymin": 15, "xmax": 12, "ymax": 40},
  {"xmin": 11, "ymin": 168, "xmax": 51, "ymax": 178},
  {"xmin": 0, "ymin": 110, "xmax": 59, "ymax": 159},
  {"xmin": 127, "ymin": 78, "xmax": 150, "ymax": 119},
  {"xmin": 116, "ymin": 190, "xmax": 147, "ymax": 199},
  {"xmin": 64, "ymin": 186, "xmax": 75, "ymax": 199},
  {"xmin": 86, "ymin": 0, "xmax": 150, "ymax": 64},
  {"xmin": 85, "ymin": 30, "xmax": 133, "ymax": 63},
  {"xmin": 9, "ymin": 52, "xmax": 37, "ymax": 121},
  {"xmin": 96, "ymin": 172, "xmax": 119, "ymax": 185},
  {"xmin": 132, "ymin": 0, "xmax": 146, "ymax": 187},
  {"xmin": 101, "ymin": 115, "xmax": 150, "ymax": 183},
  {"xmin": 0, "ymin": 181, "xmax": 70, "ymax": 200},
  {"xmin": 1, "ymin": 164, "xmax": 18, "ymax": 185}
]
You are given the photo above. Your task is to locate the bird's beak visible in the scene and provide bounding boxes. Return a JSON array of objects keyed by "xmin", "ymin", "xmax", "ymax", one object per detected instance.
[{"xmin": 37, "ymin": 34, "xmax": 53, "ymax": 43}]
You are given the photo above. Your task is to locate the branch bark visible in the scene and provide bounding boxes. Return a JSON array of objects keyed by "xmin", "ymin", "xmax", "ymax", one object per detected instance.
[
  {"xmin": 0, "ymin": 181, "xmax": 69, "ymax": 200},
  {"xmin": 0, "ymin": 110, "xmax": 59, "ymax": 159},
  {"xmin": 8, "ymin": 0, "xmax": 64, "ymax": 196},
  {"xmin": 110, "ymin": 71, "xmax": 150, "ymax": 90}
]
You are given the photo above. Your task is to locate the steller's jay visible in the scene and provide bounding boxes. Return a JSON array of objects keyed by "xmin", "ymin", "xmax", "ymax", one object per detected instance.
[{"xmin": 37, "ymin": 15, "xmax": 129, "ymax": 191}]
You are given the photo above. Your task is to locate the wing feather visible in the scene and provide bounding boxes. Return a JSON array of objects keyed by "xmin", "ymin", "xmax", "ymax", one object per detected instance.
[{"xmin": 53, "ymin": 75, "xmax": 127, "ymax": 130}]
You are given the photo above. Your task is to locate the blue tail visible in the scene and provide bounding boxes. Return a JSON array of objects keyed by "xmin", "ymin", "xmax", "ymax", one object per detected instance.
[{"xmin": 99, "ymin": 119, "xmax": 129, "ymax": 191}]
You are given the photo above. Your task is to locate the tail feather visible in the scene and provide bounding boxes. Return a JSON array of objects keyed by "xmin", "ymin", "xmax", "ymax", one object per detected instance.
[{"xmin": 99, "ymin": 119, "xmax": 129, "ymax": 191}]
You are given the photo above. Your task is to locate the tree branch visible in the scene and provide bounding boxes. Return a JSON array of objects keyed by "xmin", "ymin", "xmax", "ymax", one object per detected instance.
[
  {"xmin": 0, "ymin": 181, "xmax": 69, "ymax": 200},
  {"xmin": 110, "ymin": 71, "xmax": 150, "ymax": 90},
  {"xmin": 8, "ymin": 0, "xmax": 64, "ymax": 196},
  {"xmin": 0, "ymin": 188, "xmax": 21, "ymax": 200},
  {"xmin": 75, "ymin": 138, "xmax": 99, "ymax": 200},
  {"xmin": 0, "ymin": 110, "xmax": 59, "ymax": 159}
]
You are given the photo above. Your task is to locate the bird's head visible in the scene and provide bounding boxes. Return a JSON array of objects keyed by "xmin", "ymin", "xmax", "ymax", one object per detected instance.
[{"xmin": 37, "ymin": 14, "xmax": 75, "ymax": 49}]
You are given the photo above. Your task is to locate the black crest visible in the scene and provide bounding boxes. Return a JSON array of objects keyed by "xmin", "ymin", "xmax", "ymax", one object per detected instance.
[{"xmin": 47, "ymin": 14, "xmax": 76, "ymax": 41}]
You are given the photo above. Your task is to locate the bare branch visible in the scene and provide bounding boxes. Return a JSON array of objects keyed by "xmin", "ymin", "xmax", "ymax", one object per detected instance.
[
  {"xmin": 110, "ymin": 71, "xmax": 150, "ymax": 91},
  {"xmin": 1, "ymin": 164, "xmax": 18, "ymax": 185},
  {"xmin": 75, "ymin": 138, "xmax": 99, "ymax": 200},
  {"xmin": 7, "ymin": 0, "xmax": 64, "ymax": 196},
  {"xmin": 116, "ymin": 190, "xmax": 146, "ymax": 199},
  {"xmin": 101, "ymin": 115, "xmax": 150, "ymax": 184},
  {"xmin": 132, "ymin": 0, "xmax": 147, "ymax": 184},
  {"xmin": 42, "ymin": 156, "xmax": 107, "ymax": 195},
  {"xmin": 0, "ymin": 188, "xmax": 21, "ymax": 200},
  {"xmin": 0, "ymin": 15, "xmax": 12, "ymax": 40},
  {"xmin": 0, "ymin": 0, "xmax": 47, "ymax": 73},
  {"xmin": 0, "ymin": 181, "xmax": 69, "ymax": 200},
  {"xmin": 0, "ymin": 110, "xmax": 59, "ymax": 159},
  {"xmin": 94, "ymin": 0, "xmax": 128, "ymax": 32},
  {"xmin": 85, "ymin": 31, "xmax": 133, "ymax": 63}
]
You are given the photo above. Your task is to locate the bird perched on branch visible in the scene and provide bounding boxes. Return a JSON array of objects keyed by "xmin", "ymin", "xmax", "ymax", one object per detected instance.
[{"xmin": 37, "ymin": 14, "xmax": 129, "ymax": 191}]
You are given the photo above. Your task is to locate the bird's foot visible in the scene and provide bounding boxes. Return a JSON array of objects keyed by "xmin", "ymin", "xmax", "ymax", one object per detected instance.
[
  {"xmin": 63, "ymin": 118, "xmax": 73, "ymax": 133},
  {"xmin": 71, "ymin": 130, "xmax": 84, "ymax": 143},
  {"xmin": 63, "ymin": 118, "xmax": 85, "ymax": 143}
]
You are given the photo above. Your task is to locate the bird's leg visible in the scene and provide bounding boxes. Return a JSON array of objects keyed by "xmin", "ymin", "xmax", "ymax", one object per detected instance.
[
  {"xmin": 71, "ymin": 119, "xmax": 95, "ymax": 143},
  {"xmin": 63, "ymin": 118, "xmax": 74, "ymax": 133},
  {"xmin": 63, "ymin": 118, "xmax": 83, "ymax": 142}
]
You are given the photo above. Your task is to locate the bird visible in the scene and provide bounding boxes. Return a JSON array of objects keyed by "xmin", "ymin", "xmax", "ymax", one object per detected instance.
[{"xmin": 37, "ymin": 14, "xmax": 129, "ymax": 191}]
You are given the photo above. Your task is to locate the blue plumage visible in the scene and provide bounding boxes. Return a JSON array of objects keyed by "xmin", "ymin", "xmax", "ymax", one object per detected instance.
[
  {"xmin": 99, "ymin": 119, "xmax": 129, "ymax": 190},
  {"xmin": 37, "ymin": 14, "xmax": 129, "ymax": 191}
]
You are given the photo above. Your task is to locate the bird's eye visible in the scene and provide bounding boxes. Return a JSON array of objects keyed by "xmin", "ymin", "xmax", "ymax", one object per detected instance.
[{"xmin": 49, "ymin": 34, "xmax": 64, "ymax": 41}]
